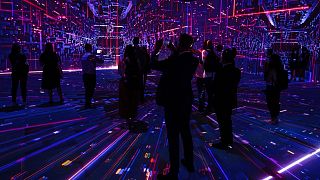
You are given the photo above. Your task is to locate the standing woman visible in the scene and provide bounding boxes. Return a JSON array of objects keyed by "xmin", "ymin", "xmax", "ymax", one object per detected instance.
[
  {"xmin": 9, "ymin": 43, "xmax": 29, "ymax": 105},
  {"xmin": 119, "ymin": 45, "xmax": 141, "ymax": 128},
  {"xmin": 40, "ymin": 43, "xmax": 64, "ymax": 104},
  {"xmin": 264, "ymin": 54, "xmax": 283, "ymax": 124}
]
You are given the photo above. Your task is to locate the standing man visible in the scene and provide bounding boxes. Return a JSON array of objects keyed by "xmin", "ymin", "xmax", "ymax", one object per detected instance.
[
  {"xmin": 151, "ymin": 34, "xmax": 199, "ymax": 179},
  {"xmin": 9, "ymin": 43, "xmax": 29, "ymax": 106},
  {"xmin": 264, "ymin": 53, "xmax": 284, "ymax": 124},
  {"xmin": 213, "ymin": 49, "xmax": 241, "ymax": 149},
  {"xmin": 81, "ymin": 44, "xmax": 103, "ymax": 108},
  {"xmin": 132, "ymin": 37, "xmax": 150, "ymax": 103}
]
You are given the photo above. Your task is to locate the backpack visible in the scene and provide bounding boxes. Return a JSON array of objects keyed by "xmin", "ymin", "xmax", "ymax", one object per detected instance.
[{"xmin": 277, "ymin": 69, "xmax": 288, "ymax": 90}]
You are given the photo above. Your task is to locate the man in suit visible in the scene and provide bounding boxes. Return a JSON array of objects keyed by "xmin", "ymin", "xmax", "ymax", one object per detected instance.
[
  {"xmin": 151, "ymin": 34, "xmax": 199, "ymax": 179},
  {"xmin": 213, "ymin": 48, "xmax": 241, "ymax": 149}
]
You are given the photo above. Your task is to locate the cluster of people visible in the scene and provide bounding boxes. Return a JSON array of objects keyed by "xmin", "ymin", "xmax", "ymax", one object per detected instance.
[
  {"xmin": 289, "ymin": 47, "xmax": 311, "ymax": 81},
  {"xmin": 128, "ymin": 34, "xmax": 240, "ymax": 179},
  {"xmin": 118, "ymin": 37, "xmax": 150, "ymax": 130},
  {"xmin": 8, "ymin": 42, "xmax": 103, "ymax": 108},
  {"xmin": 8, "ymin": 33, "xmax": 290, "ymax": 179},
  {"xmin": 8, "ymin": 43, "xmax": 64, "ymax": 106}
]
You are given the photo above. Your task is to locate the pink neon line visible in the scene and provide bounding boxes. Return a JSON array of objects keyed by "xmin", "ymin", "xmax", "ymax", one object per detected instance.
[
  {"xmin": 68, "ymin": 131, "xmax": 129, "ymax": 180},
  {"xmin": 0, "ymin": 117, "xmax": 87, "ymax": 133},
  {"xmin": 0, "ymin": 66, "xmax": 118, "ymax": 75},
  {"xmin": 262, "ymin": 148, "xmax": 320, "ymax": 179},
  {"xmin": 209, "ymin": 6, "xmax": 309, "ymax": 20}
]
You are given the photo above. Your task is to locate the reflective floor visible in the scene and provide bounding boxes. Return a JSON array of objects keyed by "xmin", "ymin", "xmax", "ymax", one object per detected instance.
[{"xmin": 0, "ymin": 70, "xmax": 319, "ymax": 179}]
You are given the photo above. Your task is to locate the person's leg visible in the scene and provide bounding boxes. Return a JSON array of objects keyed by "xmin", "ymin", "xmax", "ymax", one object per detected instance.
[
  {"xmin": 11, "ymin": 75, "xmax": 19, "ymax": 103},
  {"xmin": 180, "ymin": 104, "xmax": 194, "ymax": 171},
  {"xmin": 48, "ymin": 89, "xmax": 53, "ymax": 103},
  {"xmin": 20, "ymin": 75, "xmax": 28, "ymax": 103},
  {"xmin": 164, "ymin": 107, "xmax": 180, "ymax": 175},
  {"xmin": 56, "ymin": 80, "xmax": 63, "ymax": 103},
  {"xmin": 88, "ymin": 74, "xmax": 96, "ymax": 104},
  {"xmin": 274, "ymin": 90, "xmax": 281, "ymax": 119},
  {"xmin": 83, "ymin": 74, "xmax": 91, "ymax": 106},
  {"xmin": 267, "ymin": 87, "xmax": 279, "ymax": 123},
  {"xmin": 205, "ymin": 78, "xmax": 213, "ymax": 113},
  {"xmin": 224, "ymin": 108, "xmax": 233, "ymax": 144},
  {"xmin": 196, "ymin": 78, "xmax": 205, "ymax": 112},
  {"xmin": 140, "ymin": 74, "xmax": 146, "ymax": 103},
  {"xmin": 265, "ymin": 87, "xmax": 273, "ymax": 118}
]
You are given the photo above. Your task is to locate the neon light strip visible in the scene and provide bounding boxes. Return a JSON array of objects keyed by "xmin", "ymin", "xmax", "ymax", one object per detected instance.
[
  {"xmin": 68, "ymin": 131, "xmax": 129, "ymax": 180},
  {"xmin": 233, "ymin": 6, "xmax": 309, "ymax": 17},
  {"xmin": 162, "ymin": 26, "xmax": 188, "ymax": 33},
  {"xmin": 0, "ymin": 126, "xmax": 97, "ymax": 172},
  {"xmin": 0, "ymin": 117, "xmax": 87, "ymax": 133},
  {"xmin": 209, "ymin": 6, "xmax": 309, "ymax": 20},
  {"xmin": 262, "ymin": 148, "xmax": 320, "ymax": 180},
  {"xmin": 0, "ymin": 66, "xmax": 118, "ymax": 75}
]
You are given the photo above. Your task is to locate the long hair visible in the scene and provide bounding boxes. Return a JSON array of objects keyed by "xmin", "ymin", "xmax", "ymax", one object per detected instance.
[
  {"xmin": 11, "ymin": 43, "xmax": 21, "ymax": 54},
  {"xmin": 44, "ymin": 43, "xmax": 54, "ymax": 53},
  {"xmin": 270, "ymin": 54, "xmax": 282, "ymax": 71}
]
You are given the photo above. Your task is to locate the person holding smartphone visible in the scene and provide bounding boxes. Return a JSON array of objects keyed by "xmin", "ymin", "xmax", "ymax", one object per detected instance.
[
  {"xmin": 81, "ymin": 44, "xmax": 104, "ymax": 108},
  {"xmin": 151, "ymin": 34, "xmax": 199, "ymax": 179}
]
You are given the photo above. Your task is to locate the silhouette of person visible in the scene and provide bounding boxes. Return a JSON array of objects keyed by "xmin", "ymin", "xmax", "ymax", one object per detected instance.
[
  {"xmin": 40, "ymin": 43, "xmax": 64, "ymax": 104},
  {"xmin": 81, "ymin": 44, "xmax": 103, "ymax": 108},
  {"xmin": 216, "ymin": 44, "xmax": 223, "ymax": 61},
  {"xmin": 194, "ymin": 41, "xmax": 206, "ymax": 112},
  {"xmin": 151, "ymin": 34, "xmax": 199, "ymax": 179},
  {"xmin": 9, "ymin": 43, "xmax": 29, "ymax": 106},
  {"xmin": 264, "ymin": 53, "xmax": 283, "ymax": 124},
  {"xmin": 213, "ymin": 48, "xmax": 241, "ymax": 149},
  {"xmin": 289, "ymin": 49, "xmax": 298, "ymax": 81},
  {"xmin": 300, "ymin": 47, "xmax": 310, "ymax": 81},
  {"xmin": 133, "ymin": 37, "xmax": 150, "ymax": 103},
  {"xmin": 203, "ymin": 40, "xmax": 221, "ymax": 114},
  {"xmin": 119, "ymin": 45, "xmax": 141, "ymax": 128}
]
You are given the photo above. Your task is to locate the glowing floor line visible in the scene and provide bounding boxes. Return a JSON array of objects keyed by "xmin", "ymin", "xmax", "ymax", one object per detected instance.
[
  {"xmin": 68, "ymin": 130, "xmax": 129, "ymax": 180},
  {"xmin": 0, "ymin": 117, "xmax": 87, "ymax": 133},
  {"xmin": 262, "ymin": 148, "xmax": 320, "ymax": 180},
  {"xmin": 0, "ymin": 66, "xmax": 118, "ymax": 75}
]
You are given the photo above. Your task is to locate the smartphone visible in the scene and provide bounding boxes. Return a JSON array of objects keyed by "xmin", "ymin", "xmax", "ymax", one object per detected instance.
[{"xmin": 97, "ymin": 50, "xmax": 102, "ymax": 54}]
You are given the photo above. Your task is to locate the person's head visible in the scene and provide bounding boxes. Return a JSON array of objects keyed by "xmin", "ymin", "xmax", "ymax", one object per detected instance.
[
  {"xmin": 133, "ymin": 37, "xmax": 140, "ymax": 46},
  {"xmin": 266, "ymin": 48, "xmax": 273, "ymax": 57},
  {"xmin": 178, "ymin": 33, "xmax": 194, "ymax": 50},
  {"xmin": 270, "ymin": 54, "xmax": 282, "ymax": 70},
  {"xmin": 84, "ymin": 43, "xmax": 93, "ymax": 52},
  {"xmin": 216, "ymin": 44, "xmax": 223, "ymax": 52},
  {"xmin": 11, "ymin": 43, "xmax": 21, "ymax": 54},
  {"xmin": 205, "ymin": 40, "xmax": 213, "ymax": 51},
  {"xmin": 44, "ymin": 43, "xmax": 54, "ymax": 53},
  {"xmin": 222, "ymin": 48, "xmax": 234, "ymax": 64}
]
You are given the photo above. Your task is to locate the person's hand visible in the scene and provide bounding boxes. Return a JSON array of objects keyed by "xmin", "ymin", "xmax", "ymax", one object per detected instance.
[
  {"xmin": 167, "ymin": 41, "xmax": 176, "ymax": 52},
  {"xmin": 154, "ymin": 39, "xmax": 163, "ymax": 53}
]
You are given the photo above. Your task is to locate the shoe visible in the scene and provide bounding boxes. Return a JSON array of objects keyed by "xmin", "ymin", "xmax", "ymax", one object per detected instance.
[
  {"xmin": 210, "ymin": 142, "xmax": 232, "ymax": 150},
  {"xmin": 11, "ymin": 102, "xmax": 18, "ymax": 107},
  {"xmin": 181, "ymin": 159, "xmax": 195, "ymax": 172},
  {"xmin": 157, "ymin": 172, "xmax": 178, "ymax": 180},
  {"xmin": 84, "ymin": 103, "xmax": 92, "ymax": 109},
  {"xmin": 267, "ymin": 117, "xmax": 279, "ymax": 125},
  {"xmin": 59, "ymin": 99, "xmax": 64, "ymax": 105},
  {"xmin": 22, "ymin": 101, "xmax": 27, "ymax": 107}
]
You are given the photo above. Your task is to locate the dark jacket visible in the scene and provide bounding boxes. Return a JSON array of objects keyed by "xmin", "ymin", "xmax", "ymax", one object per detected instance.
[
  {"xmin": 9, "ymin": 52, "xmax": 29, "ymax": 76},
  {"xmin": 40, "ymin": 52, "xmax": 62, "ymax": 89},
  {"xmin": 151, "ymin": 50, "xmax": 199, "ymax": 107},
  {"xmin": 214, "ymin": 63, "xmax": 241, "ymax": 109}
]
